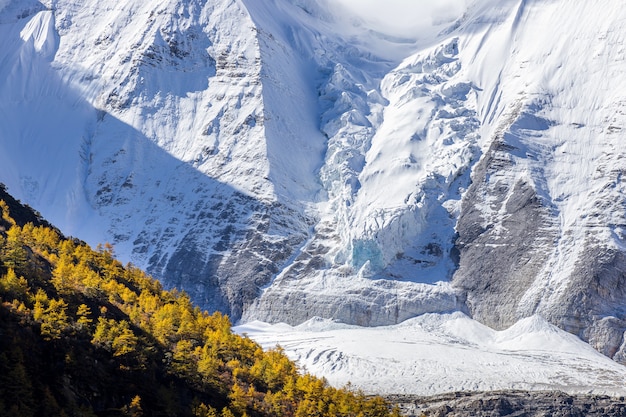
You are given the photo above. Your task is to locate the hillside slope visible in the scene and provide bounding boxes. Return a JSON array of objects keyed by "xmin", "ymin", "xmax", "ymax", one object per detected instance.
[{"xmin": 0, "ymin": 186, "xmax": 398, "ymax": 417}]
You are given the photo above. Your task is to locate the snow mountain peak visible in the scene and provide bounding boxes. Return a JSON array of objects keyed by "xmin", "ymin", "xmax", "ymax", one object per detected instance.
[{"xmin": 3, "ymin": 0, "xmax": 626, "ymax": 364}]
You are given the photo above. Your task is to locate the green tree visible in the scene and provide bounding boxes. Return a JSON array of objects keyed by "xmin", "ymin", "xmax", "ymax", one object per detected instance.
[
  {"xmin": 193, "ymin": 403, "xmax": 218, "ymax": 417},
  {"xmin": 228, "ymin": 382, "xmax": 248, "ymax": 415},
  {"xmin": 0, "ymin": 349, "xmax": 35, "ymax": 417},
  {"xmin": 122, "ymin": 395, "xmax": 143, "ymax": 417},
  {"xmin": 32, "ymin": 289, "xmax": 48, "ymax": 321},
  {"xmin": 220, "ymin": 408, "xmax": 235, "ymax": 417},
  {"xmin": 0, "ymin": 200, "xmax": 16, "ymax": 227},
  {"xmin": 172, "ymin": 339, "xmax": 198, "ymax": 378},
  {"xmin": 2, "ymin": 226, "xmax": 28, "ymax": 274}
]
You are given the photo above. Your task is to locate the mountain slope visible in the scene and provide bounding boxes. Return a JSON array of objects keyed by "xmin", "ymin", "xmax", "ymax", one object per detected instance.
[
  {"xmin": 2, "ymin": 0, "xmax": 626, "ymax": 364},
  {"xmin": 0, "ymin": 0, "xmax": 315, "ymax": 320},
  {"xmin": 0, "ymin": 187, "xmax": 399, "ymax": 417},
  {"xmin": 450, "ymin": 0, "xmax": 626, "ymax": 359}
]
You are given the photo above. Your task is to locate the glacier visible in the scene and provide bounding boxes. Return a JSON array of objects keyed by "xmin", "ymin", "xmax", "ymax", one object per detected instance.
[
  {"xmin": 3, "ymin": 0, "xmax": 626, "ymax": 388},
  {"xmin": 235, "ymin": 313, "xmax": 626, "ymax": 396}
]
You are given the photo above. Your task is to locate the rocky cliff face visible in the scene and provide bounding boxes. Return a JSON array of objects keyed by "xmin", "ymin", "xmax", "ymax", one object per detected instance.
[
  {"xmin": 2, "ymin": 0, "xmax": 626, "ymax": 362},
  {"xmin": 389, "ymin": 391, "xmax": 626, "ymax": 417},
  {"xmin": 448, "ymin": 0, "xmax": 626, "ymax": 360}
]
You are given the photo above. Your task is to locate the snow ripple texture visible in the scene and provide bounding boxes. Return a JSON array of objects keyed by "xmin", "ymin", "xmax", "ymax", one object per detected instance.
[{"xmin": 236, "ymin": 313, "xmax": 626, "ymax": 396}]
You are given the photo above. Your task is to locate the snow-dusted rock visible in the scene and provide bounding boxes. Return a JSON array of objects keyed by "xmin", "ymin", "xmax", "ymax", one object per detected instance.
[{"xmin": 450, "ymin": 0, "xmax": 626, "ymax": 360}]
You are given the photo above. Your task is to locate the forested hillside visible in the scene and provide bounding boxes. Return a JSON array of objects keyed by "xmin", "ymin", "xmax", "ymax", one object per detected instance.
[{"xmin": 0, "ymin": 184, "xmax": 400, "ymax": 417}]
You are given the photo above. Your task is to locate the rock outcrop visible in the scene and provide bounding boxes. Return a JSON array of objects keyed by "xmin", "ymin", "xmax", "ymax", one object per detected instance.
[{"xmin": 389, "ymin": 391, "xmax": 626, "ymax": 417}]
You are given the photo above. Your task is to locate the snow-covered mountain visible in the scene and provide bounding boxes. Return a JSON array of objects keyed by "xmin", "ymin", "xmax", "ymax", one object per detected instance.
[{"xmin": 2, "ymin": 0, "xmax": 626, "ymax": 369}]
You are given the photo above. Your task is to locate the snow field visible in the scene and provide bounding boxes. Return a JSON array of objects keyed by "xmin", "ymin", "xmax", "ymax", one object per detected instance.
[{"xmin": 236, "ymin": 313, "xmax": 626, "ymax": 396}]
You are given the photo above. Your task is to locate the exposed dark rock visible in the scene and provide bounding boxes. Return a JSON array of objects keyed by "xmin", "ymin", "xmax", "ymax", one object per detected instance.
[
  {"xmin": 451, "ymin": 105, "xmax": 626, "ymax": 360},
  {"xmin": 150, "ymin": 196, "xmax": 310, "ymax": 321},
  {"xmin": 388, "ymin": 390, "xmax": 626, "ymax": 417},
  {"xmin": 452, "ymin": 129, "xmax": 558, "ymax": 330}
]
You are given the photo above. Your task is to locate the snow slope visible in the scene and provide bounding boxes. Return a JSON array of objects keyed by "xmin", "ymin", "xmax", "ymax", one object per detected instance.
[
  {"xmin": 448, "ymin": 0, "xmax": 626, "ymax": 358},
  {"xmin": 0, "ymin": 0, "xmax": 317, "ymax": 318},
  {"xmin": 236, "ymin": 313, "xmax": 626, "ymax": 396}
]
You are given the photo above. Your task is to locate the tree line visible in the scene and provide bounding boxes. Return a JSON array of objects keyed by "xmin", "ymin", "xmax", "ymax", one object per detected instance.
[{"xmin": 0, "ymin": 188, "xmax": 402, "ymax": 417}]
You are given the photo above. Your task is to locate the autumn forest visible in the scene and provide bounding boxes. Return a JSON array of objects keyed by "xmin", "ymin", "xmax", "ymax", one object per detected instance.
[{"xmin": 0, "ymin": 184, "xmax": 401, "ymax": 417}]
